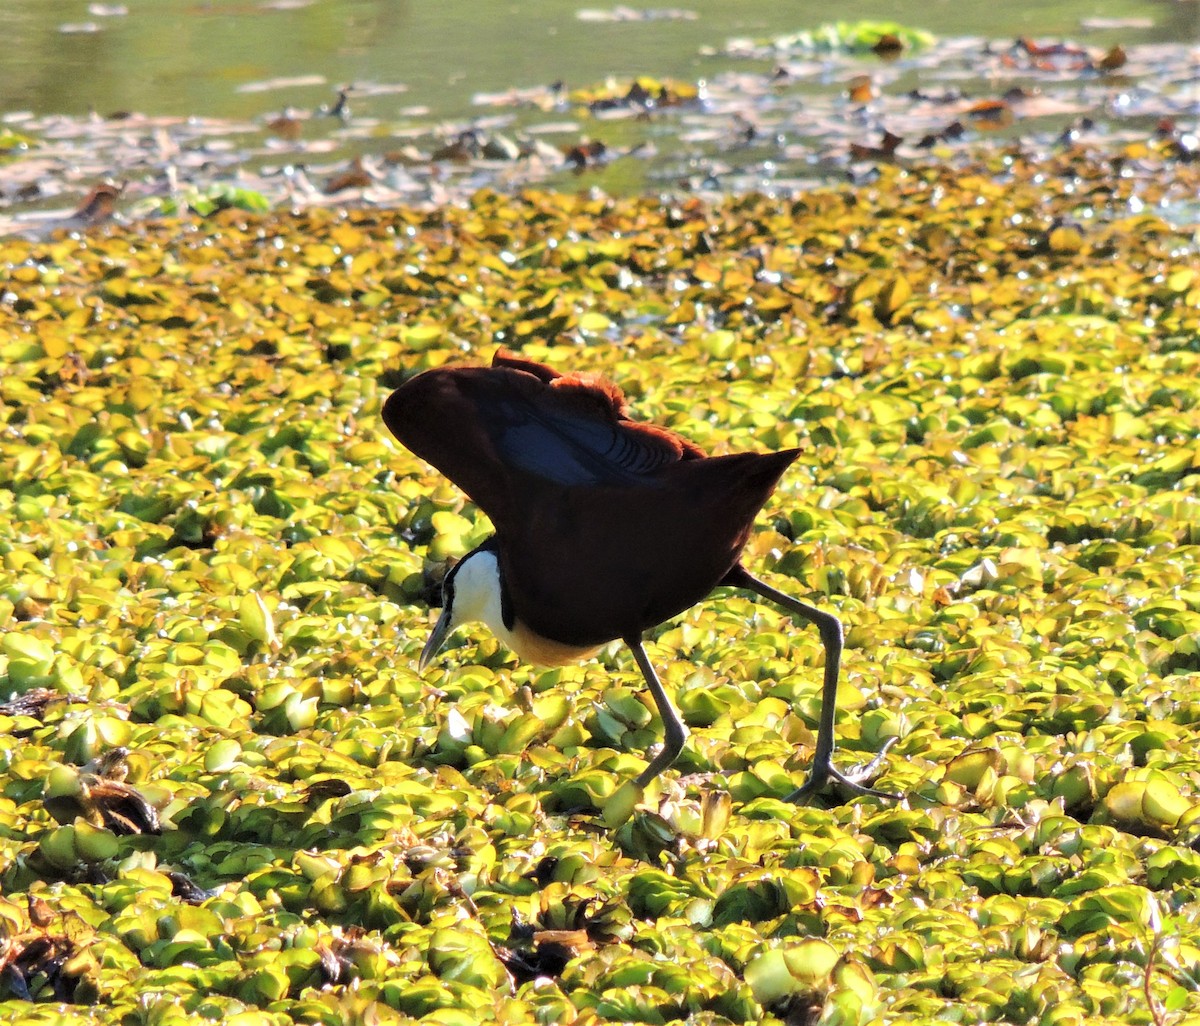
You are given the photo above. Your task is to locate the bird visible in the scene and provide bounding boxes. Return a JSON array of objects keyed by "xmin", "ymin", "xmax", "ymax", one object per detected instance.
[{"xmin": 383, "ymin": 349, "xmax": 895, "ymax": 803}]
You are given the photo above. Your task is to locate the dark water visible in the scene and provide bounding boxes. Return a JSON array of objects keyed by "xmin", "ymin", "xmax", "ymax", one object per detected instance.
[{"xmin": 4, "ymin": 1, "xmax": 1190, "ymax": 124}]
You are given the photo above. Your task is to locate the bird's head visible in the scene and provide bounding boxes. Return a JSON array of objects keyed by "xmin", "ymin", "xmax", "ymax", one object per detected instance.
[{"xmin": 419, "ymin": 540, "xmax": 505, "ymax": 670}]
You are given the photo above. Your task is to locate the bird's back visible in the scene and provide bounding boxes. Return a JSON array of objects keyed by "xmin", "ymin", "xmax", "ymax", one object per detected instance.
[{"xmin": 499, "ymin": 447, "xmax": 800, "ymax": 645}]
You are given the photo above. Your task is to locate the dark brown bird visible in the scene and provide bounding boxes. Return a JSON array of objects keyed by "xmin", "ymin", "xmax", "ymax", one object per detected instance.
[{"xmin": 383, "ymin": 350, "xmax": 893, "ymax": 802}]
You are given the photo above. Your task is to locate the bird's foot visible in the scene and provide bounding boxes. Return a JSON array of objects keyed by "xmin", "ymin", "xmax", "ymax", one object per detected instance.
[{"xmin": 786, "ymin": 738, "xmax": 901, "ymax": 804}]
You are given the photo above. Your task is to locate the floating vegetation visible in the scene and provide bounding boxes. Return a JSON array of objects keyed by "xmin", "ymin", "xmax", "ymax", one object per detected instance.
[
  {"xmin": 721, "ymin": 19, "xmax": 937, "ymax": 57},
  {"xmin": 0, "ymin": 149, "xmax": 1198, "ymax": 1022}
]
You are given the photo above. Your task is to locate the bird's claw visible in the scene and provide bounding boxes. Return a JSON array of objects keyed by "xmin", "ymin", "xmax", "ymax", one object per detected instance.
[{"xmin": 786, "ymin": 737, "xmax": 901, "ymax": 804}]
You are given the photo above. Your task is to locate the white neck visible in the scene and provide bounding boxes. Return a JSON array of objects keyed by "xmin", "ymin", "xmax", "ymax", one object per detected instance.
[{"xmin": 451, "ymin": 550, "xmax": 511, "ymax": 640}]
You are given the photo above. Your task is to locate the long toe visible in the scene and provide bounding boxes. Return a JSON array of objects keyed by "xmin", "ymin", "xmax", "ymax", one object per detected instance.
[{"xmin": 786, "ymin": 738, "xmax": 901, "ymax": 804}]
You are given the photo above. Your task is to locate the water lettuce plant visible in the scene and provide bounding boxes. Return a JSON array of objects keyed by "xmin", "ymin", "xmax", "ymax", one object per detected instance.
[{"xmin": 0, "ymin": 148, "xmax": 1198, "ymax": 1024}]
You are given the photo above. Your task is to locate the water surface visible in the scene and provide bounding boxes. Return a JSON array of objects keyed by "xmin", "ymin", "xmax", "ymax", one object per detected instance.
[{"xmin": 5, "ymin": 1, "xmax": 1188, "ymax": 123}]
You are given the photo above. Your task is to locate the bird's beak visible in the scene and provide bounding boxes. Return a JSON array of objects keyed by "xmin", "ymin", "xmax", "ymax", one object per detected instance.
[{"xmin": 418, "ymin": 607, "xmax": 454, "ymax": 671}]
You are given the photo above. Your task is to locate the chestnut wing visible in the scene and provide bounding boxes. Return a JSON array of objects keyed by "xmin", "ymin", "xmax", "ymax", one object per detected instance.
[{"xmin": 382, "ymin": 357, "xmax": 699, "ymax": 530}]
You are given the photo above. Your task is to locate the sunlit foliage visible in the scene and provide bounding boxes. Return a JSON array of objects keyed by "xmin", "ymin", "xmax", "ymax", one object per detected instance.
[{"xmin": 0, "ymin": 150, "xmax": 1198, "ymax": 1024}]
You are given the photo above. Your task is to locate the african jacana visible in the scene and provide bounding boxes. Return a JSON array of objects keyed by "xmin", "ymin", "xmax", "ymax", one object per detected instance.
[{"xmin": 384, "ymin": 350, "xmax": 894, "ymax": 803}]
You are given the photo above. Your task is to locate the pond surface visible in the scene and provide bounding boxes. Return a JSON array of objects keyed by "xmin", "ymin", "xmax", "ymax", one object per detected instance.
[
  {"xmin": 5, "ymin": 0, "xmax": 1190, "ymax": 122},
  {"xmin": 1, "ymin": 1, "xmax": 1196, "ymax": 231}
]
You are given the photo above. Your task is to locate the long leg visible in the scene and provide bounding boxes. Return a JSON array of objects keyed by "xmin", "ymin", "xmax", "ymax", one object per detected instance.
[
  {"xmin": 726, "ymin": 566, "xmax": 898, "ymax": 802},
  {"xmin": 625, "ymin": 635, "xmax": 689, "ymax": 788}
]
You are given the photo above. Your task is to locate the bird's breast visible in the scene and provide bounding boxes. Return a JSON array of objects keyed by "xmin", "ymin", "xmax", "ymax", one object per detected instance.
[{"xmin": 505, "ymin": 620, "xmax": 603, "ymax": 667}]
